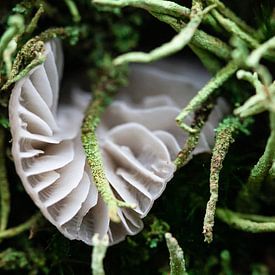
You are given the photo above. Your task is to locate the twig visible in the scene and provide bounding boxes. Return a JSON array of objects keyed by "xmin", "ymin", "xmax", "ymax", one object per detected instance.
[
  {"xmin": 247, "ymin": 36, "xmax": 275, "ymax": 67},
  {"xmin": 0, "ymin": 213, "xmax": 41, "ymax": 240},
  {"xmin": 94, "ymin": 0, "xmax": 232, "ymax": 61},
  {"xmin": 92, "ymin": 0, "xmax": 190, "ymax": 19},
  {"xmin": 176, "ymin": 60, "xmax": 239, "ymax": 134},
  {"xmin": 0, "ymin": 15, "xmax": 24, "ymax": 58},
  {"xmin": 91, "ymin": 234, "xmax": 108, "ymax": 275},
  {"xmin": 211, "ymin": 9, "xmax": 259, "ymax": 49},
  {"xmin": 238, "ymin": 112, "xmax": 275, "ymax": 207},
  {"xmin": 64, "ymin": 0, "xmax": 81, "ymax": 23},
  {"xmin": 0, "ymin": 128, "xmax": 10, "ymax": 231},
  {"xmin": 81, "ymin": 64, "xmax": 135, "ymax": 222},
  {"xmin": 113, "ymin": 1, "xmax": 215, "ymax": 65},
  {"xmin": 203, "ymin": 117, "xmax": 243, "ymax": 243},
  {"xmin": 216, "ymin": 208, "xmax": 275, "ymax": 233},
  {"xmin": 174, "ymin": 101, "xmax": 214, "ymax": 169},
  {"xmin": 207, "ymin": 0, "xmax": 255, "ymax": 35},
  {"xmin": 165, "ymin": 233, "xmax": 188, "ymax": 275},
  {"xmin": 25, "ymin": 5, "xmax": 44, "ymax": 35}
]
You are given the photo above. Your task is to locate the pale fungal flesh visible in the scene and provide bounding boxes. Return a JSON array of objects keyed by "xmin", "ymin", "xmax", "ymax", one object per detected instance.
[{"xmin": 9, "ymin": 40, "xmax": 228, "ymax": 245}]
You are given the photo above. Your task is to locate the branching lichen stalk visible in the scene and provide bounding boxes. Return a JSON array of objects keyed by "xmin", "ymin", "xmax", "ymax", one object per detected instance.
[
  {"xmin": 207, "ymin": 0, "xmax": 255, "ymax": 35},
  {"xmin": 165, "ymin": 233, "xmax": 188, "ymax": 275},
  {"xmin": 189, "ymin": 44, "xmax": 222, "ymax": 74},
  {"xmin": 176, "ymin": 60, "xmax": 240, "ymax": 134},
  {"xmin": 175, "ymin": 101, "xmax": 214, "ymax": 169},
  {"xmin": 238, "ymin": 112, "xmax": 275, "ymax": 210},
  {"xmin": 25, "ymin": 5, "xmax": 44, "ymax": 35},
  {"xmin": 0, "ymin": 15, "xmax": 24, "ymax": 59},
  {"xmin": 91, "ymin": 234, "xmax": 108, "ymax": 275},
  {"xmin": 81, "ymin": 65, "xmax": 135, "ymax": 222},
  {"xmin": 94, "ymin": 0, "xmax": 232, "ymax": 61},
  {"xmin": 0, "ymin": 213, "xmax": 41, "ymax": 240},
  {"xmin": 247, "ymin": 36, "xmax": 275, "ymax": 67},
  {"xmin": 216, "ymin": 208, "xmax": 275, "ymax": 233},
  {"xmin": 211, "ymin": 10, "xmax": 259, "ymax": 49},
  {"xmin": 113, "ymin": 0, "xmax": 215, "ymax": 65},
  {"xmin": 0, "ymin": 128, "xmax": 10, "ymax": 231},
  {"xmin": 92, "ymin": 0, "xmax": 190, "ymax": 19},
  {"xmin": 203, "ymin": 117, "xmax": 243, "ymax": 243},
  {"xmin": 1, "ymin": 27, "xmax": 77, "ymax": 91},
  {"xmin": 64, "ymin": 0, "xmax": 81, "ymax": 23}
]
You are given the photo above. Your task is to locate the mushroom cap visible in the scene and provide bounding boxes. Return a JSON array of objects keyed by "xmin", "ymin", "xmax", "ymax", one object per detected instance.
[{"xmin": 9, "ymin": 40, "xmax": 228, "ymax": 245}]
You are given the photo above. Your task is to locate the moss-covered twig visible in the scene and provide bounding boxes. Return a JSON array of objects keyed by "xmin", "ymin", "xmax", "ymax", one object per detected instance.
[
  {"xmin": 165, "ymin": 233, "xmax": 188, "ymax": 275},
  {"xmin": 113, "ymin": 0, "xmax": 215, "ymax": 65},
  {"xmin": 238, "ymin": 112, "xmax": 275, "ymax": 209},
  {"xmin": 203, "ymin": 117, "xmax": 244, "ymax": 243},
  {"xmin": 0, "ymin": 15, "xmax": 24, "ymax": 59},
  {"xmin": 81, "ymin": 64, "xmax": 135, "ymax": 222},
  {"xmin": 207, "ymin": 0, "xmax": 255, "ymax": 35},
  {"xmin": 211, "ymin": 10, "xmax": 259, "ymax": 49},
  {"xmin": 91, "ymin": 234, "xmax": 108, "ymax": 275},
  {"xmin": 0, "ymin": 213, "xmax": 41, "ymax": 240},
  {"xmin": 64, "ymin": 0, "xmax": 81, "ymax": 23},
  {"xmin": 216, "ymin": 208, "xmax": 275, "ymax": 233},
  {"xmin": 247, "ymin": 35, "xmax": 275, "ymax": 67},
  {"xmin": 93, "ymin": 0, "xmax": 190, "ymax": 19},
  {"xmin": 0, "ymin": 128, "xmax": 10, "ymax": 231},
  {"xmin": 25, "ymin": 5, "xmax": 44, "ymax": 35},
  {"xmin": 1, "ymin": 27, "xmax": 79, "ymax": 91},
  {"xmin": 234, "ymin": 70, "xmax": 274, "ymax": 117},
  {"xmin": 176, "ymin": 60, "xmax": 240, "ymax": 134},
  {"xmin": 174, "ymin": 101, "xmax": 214, "ymax": 169},
  {"xmin": 94, "ymin": 0, "xmax": 232, "ymax": 61}
]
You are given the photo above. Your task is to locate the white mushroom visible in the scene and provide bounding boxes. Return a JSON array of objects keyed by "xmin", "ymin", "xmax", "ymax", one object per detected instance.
[{"xmin": 9, "ymin": 40, "xmax": 228, "ymax": 245}]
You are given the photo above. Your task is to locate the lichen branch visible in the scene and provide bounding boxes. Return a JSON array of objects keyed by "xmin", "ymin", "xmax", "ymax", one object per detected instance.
[
  {"xmin": 91, "ymin": 234, "xmax": 108, "ymax": 275},
  {"xmin": 0, "ymin": 213, "xmax": 41, "ymax": 240},
  {"xmin": 176, "ymin": 60, "xmax": 239, "ymax": 134},
  {"xmin": 206, "ymin": 0, "xmax": 255, "ymax": 35},
  {"xmin": 211, "ymin": 9, "xmax": 259, "ymax": 49},
  {"xmin": 216, "ymin": 208, "xmax": 275, "ymax": 233},
  {"xmin": 92, "ymin": 0, "xmax": 190, "ymax": 19},
  {"xmin": 234, "ymin": 70, "xmax": 274, "ymax": 117},
  {"xmin": 0, "ymin": 128, "xmax": 10, "ymax": 231},
  {"xmin": 94, "ymin": 0, "xmax": 232, "ymax": 61},
  {"xmin": 81, "ymin": 64, "xmax": 135, "ymax": 222},
  {"xmin": 113, "ymin": 0, "xmax": 215, "ymax": 65},
  {"xmin": 203, "ymin": 117, "xmax": 245, "ymax": 243},
  {"xmin": 238, "ymin": 112, "xmax": 275, "ymax": 210},
  {"xmin": 1, "ymin": 27, "xmax": 79, "ymax": 91},
  {"xmin": 247, "ymin": 35, "xmax": 275, "ymax": 67},
  {"xmin": 64, "ymin": 0, "xmax": 81, "ymax": 23},
  {"xmin": 165, "ymin": 233, "xmax": 188, "ymax": 275},
  {"xmin": 0, "ymin": 15, "xmax": 25, "ymax": 59},
  {"xmin": 174, "ymin": 100, "xmax": 214, "ymax": 169}
]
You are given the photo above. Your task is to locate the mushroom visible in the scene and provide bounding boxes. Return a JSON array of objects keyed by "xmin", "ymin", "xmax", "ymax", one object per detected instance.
[{"xmin": 9, "ymin": 40, "xmax": 228, "ymax": 245}]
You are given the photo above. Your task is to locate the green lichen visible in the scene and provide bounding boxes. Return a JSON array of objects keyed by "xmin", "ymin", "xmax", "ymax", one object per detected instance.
[
  {"xmin": 165, "ymin": 233, "xmax": 188, "ymax": 275},
  {"xmin": 203, "ymin": 117, "xmax": 249, "ymax": 243},
  {"xmin": 81, "ymin": 61, "xmax": 135, "ymax": 222},
  {"xmin": 91, "ymin": 234, "xmax": 109, "ymax": 275}
]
